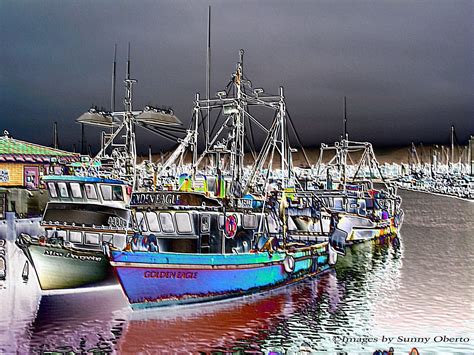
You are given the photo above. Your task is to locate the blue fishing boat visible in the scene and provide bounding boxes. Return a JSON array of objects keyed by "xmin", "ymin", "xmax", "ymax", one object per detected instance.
[{"xmin": 110, "ymin": 239, "xmax": 331, "ymax": 309}]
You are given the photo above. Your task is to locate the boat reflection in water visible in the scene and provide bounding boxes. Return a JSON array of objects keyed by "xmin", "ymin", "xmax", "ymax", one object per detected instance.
[
  {"xmin": 118, "ymin": 270, "xmax": 344, "ymax": 353},
  {"xmin": 23, "ymin": 288, "xmax": 129, "ymax": 354}
]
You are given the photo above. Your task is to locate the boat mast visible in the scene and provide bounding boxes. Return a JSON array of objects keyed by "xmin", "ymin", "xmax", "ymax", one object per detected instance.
[
  {"xmin": 192, "ymin": 92, "xmax": 200, "ymax": 179},
  {"xmin": 111, "ymin": 43, "xmax": 117, "ymax": 112},
  {"xmin": 110, "ymin": 44, "xmax": 117, "ymax": 155},
  {"xmin": 124, "ymin": 43, "xmax": 138, "ymax": 189},
  {"xmin": 341, "ymin": 96, "xmax": 348, "ymax": 191},
  {"xmin": 229, "ymin": 49, "xmax": 245, "ymax": 195},
  {"xmin": 205, "ymin": 6, "xmax": 211, "ymax": 151},
  {"xmin": 279, "ymin": 86, "xmax": 287, "ymax": 188}
]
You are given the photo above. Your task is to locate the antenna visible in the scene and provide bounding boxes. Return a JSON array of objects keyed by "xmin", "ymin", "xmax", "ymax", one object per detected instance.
[
  {"xmin": 205, "ymin": 5, "xmax": 211, "ymax": 149},
  {"xmin": 111, "ymin": 43, "xmax": 117, "ymax": 112},
  {"xmin": 127, "ymin": 42, "xmax": 131, "ymax": 81}
]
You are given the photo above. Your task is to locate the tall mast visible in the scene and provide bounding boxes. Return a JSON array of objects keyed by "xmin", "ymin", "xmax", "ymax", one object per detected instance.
[
  {"xmin": 341, "ymin": 96, "xmax": 348, "ymax": 189},
  {"xmin": 111, "ymin": 43, "xmax": 117, "ymax": 112},
  {"xmin": 279, "ymin": 86, "xmax": 287, "ymax": 188},
  {"xmin": 192, "ymin": 92, "xmax": 200, "ymax": 173},
  {"xmin": 124, "ymin": 43, "xmax": 137, "ymax": 188},
  {"xmin": 205, "ymin": 6, "xmax": 211, "ymax": 150}
]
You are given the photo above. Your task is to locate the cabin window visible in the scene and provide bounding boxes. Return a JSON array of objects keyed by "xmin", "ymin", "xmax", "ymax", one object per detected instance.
[
  {"xmin": 100, "ymin": 185, "xmax": 112, "ymax": 200},
  {"xmin": 46, "ymin": 230, "xmax": 55, "ymax": 238},
  {"xmin": 47, "ymin": 182, "xmax": 58, "ymax": 198},
  {"xmin": 84, "ymin": 184, "xmax": 98, "ymax": 200},
  {"xmin": 266, "ymin": 216, "xmax": 279, "ymax": 234},
  {"xmin": 85, "ymin": 233, "xmax": 100, "ymax": 245},
  {"xmin": 70, "ymin": 183, "xmax": 82, "ymax": 199},
  {"xmin": 160, "ymin": 212, "xmax": 175, "ymax": 233},
  {"xmin": 57, "ymin": 230, "xmax": 67, "ymax": 240},
  {"xmin": 102, "ymin": 234, "xmax": 114, "ymax": 244},
  {"xmin": 112, "ymin": 186, "xmax": 124, "ymax": 201},
  {"xmin": 113, "ymin": 234, "xmax": 126, "ymax": 249},
  {"xmin": 69, "ymin": 231, "xmax": 82, "ymax": 243},
  {"xmin": 146, "ymin": 212, "xmax": 160, "ymax": 232},
  {"xmin": 57, "ymin": 182, "xmax": 69, "ymax": 198},
  {"xmin": 101, "ymin": 185, "xmax": 123, "ymax": 201},
  {"xmin": 135, "ymin": 212, "xmax": 148, "ymax": 232},
  {"xmin": 243, "ymin": 214, "xmax": 258, "ymax": 229},
  {"xmin": 176, "ymin": 212, "xmax": 192, "ymax": 233},
  {"xmin": 218, "ymin": 215, "xmax": 225, "ymax": 230}
]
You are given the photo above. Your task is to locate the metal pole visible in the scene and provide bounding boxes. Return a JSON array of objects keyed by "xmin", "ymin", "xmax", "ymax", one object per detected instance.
[
  {"xmin": 279, "ymin": 86, "xmax": 286, "ymax": 188},
  {"xmin": 111, "ymin": 44, "xmax": 117, "ymax": 112},
  {"xmin": 205, "ymin": 6, "xmax": 211, "ymax": 150},
  {"xmin": 343, "ymin": 96, "xmax": 348, "ymax": 140}
]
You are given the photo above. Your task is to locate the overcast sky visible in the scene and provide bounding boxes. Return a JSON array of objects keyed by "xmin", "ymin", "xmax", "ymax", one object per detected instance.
[{"xmin": 0, "ymin": 0, "xmax": 473, "ymax": 154}]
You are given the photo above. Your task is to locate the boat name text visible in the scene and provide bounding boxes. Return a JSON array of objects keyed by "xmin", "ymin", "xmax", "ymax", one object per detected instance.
[
  {"xmin": 43, "ymin": 249, "xmax": 102, "ymax": 262},
  {"xmin": 144, "ymin": 270, "xmax": 197, "ymax": 280},
  {"xmin": 131, "ymin": 193, "xmax": 178, "ymax": 207}
]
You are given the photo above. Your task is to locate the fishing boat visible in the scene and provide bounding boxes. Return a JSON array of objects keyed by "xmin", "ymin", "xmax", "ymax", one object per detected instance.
[
  {"xmin": 311, "ymin": 110, "xmax": 404, "ymax": 245},
  {"xmin": 15, "ymin": 48, "xmax": 186, "ymax": 291},
  {"xmin": 15, "ymin": 175, "xmax": 131, "ymax": 290},
  {"xmin": 109, "ymin": 51, "xmax": 346, "ymax": 309}
]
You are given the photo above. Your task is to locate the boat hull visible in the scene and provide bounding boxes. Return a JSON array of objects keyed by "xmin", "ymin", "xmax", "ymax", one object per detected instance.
[
  {"xmin": 16, "ymin": 236, "xmax": 114, "ymax": 290},
  {"xmin": 111, "ymin": 246, "xmax": 330, "ymax": 309}
]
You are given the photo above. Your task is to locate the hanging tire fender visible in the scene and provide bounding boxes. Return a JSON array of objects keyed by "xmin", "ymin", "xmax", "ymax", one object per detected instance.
[
  {"xmin": 283, "ymin": 254, "xmax": 295, "ymax": 274},
  {"xmin": 328, "ymin": 245, "xmax": 338, "ymax": 266}
]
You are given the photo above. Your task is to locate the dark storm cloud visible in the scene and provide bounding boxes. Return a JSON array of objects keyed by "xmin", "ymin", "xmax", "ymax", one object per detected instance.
[{"xmin": 0, "ymin": 0, "xmax": 472, "ymax": 154}]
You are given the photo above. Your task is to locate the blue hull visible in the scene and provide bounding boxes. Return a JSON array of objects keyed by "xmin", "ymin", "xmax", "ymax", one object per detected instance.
[{"xmin": 111, "ymin": 246, "xmax": 330, "ymax": 308}]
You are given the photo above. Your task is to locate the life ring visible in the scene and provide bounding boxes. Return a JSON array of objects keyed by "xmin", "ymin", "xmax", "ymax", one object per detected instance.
[
  {"xmin": 328, "ymin": 245, "xmax": 338, "ymax": 266},
  {"xmin": 283, "ymin": 255, "xmax": 295, "ymax": 273},
  {"xmin": 224, "ymin": 215, "xmax": 238, "ymax": 238}
]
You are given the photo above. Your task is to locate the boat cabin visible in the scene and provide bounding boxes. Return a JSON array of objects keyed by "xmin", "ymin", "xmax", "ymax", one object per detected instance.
[{"xmin": 40, "ymin": 175, "xmax": 131, "ymax": 249}]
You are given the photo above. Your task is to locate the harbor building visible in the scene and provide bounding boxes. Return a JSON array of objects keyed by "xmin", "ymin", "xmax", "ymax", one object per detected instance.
[{"xmin": 0, "ymin": 131, "xmax": 79, "ymax": 218}]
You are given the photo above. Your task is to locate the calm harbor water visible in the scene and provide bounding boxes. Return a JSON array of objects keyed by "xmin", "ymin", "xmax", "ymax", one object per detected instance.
[{"xmin": 0, "ymin": 190, "xmax": 473, "ymax": 354}]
